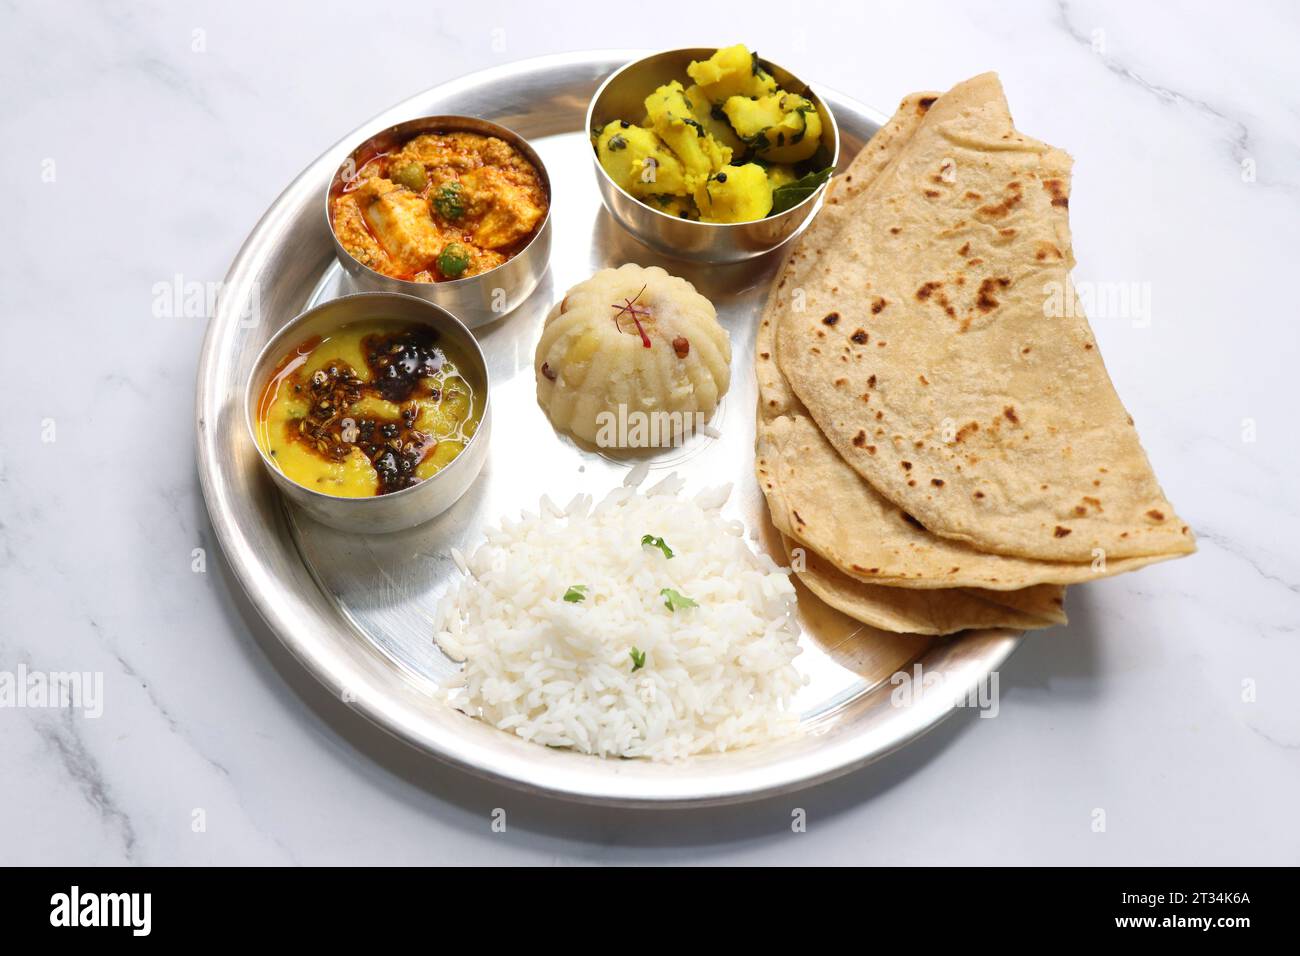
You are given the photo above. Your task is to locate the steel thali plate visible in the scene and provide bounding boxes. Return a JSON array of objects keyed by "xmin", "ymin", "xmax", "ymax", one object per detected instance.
[{"xmin": 195, "ymin": 50, "xmax": 1021, "ymax": 807}]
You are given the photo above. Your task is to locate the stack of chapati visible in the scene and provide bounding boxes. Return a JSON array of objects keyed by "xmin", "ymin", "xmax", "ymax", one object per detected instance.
[{"xmin": 757, "ymin": 73, "xmax": 1194, "ymax": 635}]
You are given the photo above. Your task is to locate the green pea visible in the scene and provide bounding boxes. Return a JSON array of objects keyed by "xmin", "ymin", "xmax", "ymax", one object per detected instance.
[
  {"xmin": 431, "ymin": 182, "xmax": 466, "ymax": 221},
  {"xmin": 392, "ymin": 162, "xmax": 427, "ymax": 192},
  {"xmin": 437, "ymin": 242, "xmax": 470, "ymax": 279}
]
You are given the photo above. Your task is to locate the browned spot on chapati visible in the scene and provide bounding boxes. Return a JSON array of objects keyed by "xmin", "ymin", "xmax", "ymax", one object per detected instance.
[
  {"xmin": 822, "ymin": 312, "xmax": 840, "ymax": 326},
  {"xmin": 1043, "ymin": 178, "xmax": 1069, "ymax": 207},
  {"xmin": 931, "ymin": 478, "xmax": 944, "ymax": 487},
  {"xmin": 976, "ymin": 276, "xmax": 1012, "ymax": 312},
  {"xmin": 872, "ymin": 297, "xmax": 888, "ymax": 314},
  {"xmin": 1003, "ymin": 405, "xmax": 1019, "ymax": 424},
  {"xmin": 977, "ymin": 182, "xmax": 1023, "ymax": 219},
  {"xmin": 1147, "ymin": 509, "xmax": 1166, "ymax": 521},
  {"xmin": 916, "ymin": 281, "xmax": 941, "ymax": 301},
  {"xmin": 1054, "ymin": 526, "xmax": 1072, "ymax": 538},
  {"xmin": 851, "ymin": 328, "xmax": 868, "ymax": 345}
]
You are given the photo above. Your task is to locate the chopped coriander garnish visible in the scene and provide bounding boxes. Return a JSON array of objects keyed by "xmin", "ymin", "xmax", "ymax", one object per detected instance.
[
  {"xmin": 660, "ymin": 588, "xmax": 698, "ymax": 613},
  {"xmin": 562, "ymin": 585, "xmax": 588, "ymax": 603},
  {"xmin": 641, "ymin": 534, "xmax": 674, "ymax": 559},
  {"xmin": 629, "ymin": 647, "xmax": 646, "ymax": 672}
]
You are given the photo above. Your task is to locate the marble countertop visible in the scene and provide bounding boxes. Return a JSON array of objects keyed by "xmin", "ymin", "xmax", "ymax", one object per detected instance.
[{"xmin": 2, "ymin": 0, "xmax": 1297, "ymax": 865}]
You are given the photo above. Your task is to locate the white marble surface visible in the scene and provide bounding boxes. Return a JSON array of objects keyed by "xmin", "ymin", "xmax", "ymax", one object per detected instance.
[{"xmin": 1, "ymin": 0, "xmax": 1297, "ymax": 865}]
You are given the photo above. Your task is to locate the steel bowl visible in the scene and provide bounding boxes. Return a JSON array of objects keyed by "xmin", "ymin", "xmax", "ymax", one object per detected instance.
[
  {"xmin": 325, "ymin": 116, "xmax": 552, "ymax": 329},
  {"xmin": 245, "ymin": 292, "xmax": 491, "ymax": 534},
  {"xmin": 586, "ymin": 48, "xmax": 840, "ymax": 263}
]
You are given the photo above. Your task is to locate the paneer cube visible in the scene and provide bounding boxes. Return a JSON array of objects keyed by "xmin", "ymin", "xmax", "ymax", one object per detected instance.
[{"xmin": 359, "ymin": 179, "xmax": 442, "ymax": 276}]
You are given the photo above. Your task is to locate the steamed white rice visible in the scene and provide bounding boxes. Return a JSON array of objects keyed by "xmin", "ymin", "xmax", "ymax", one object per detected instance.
[{"xmin": 434, "ymin": 473, "xmax": 805, "ymax": 760}]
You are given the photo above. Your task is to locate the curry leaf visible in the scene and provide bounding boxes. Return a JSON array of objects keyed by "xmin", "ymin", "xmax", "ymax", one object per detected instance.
[{"xmin": 770, "ymin": 166, "xmax": 834, "ymax": 215}]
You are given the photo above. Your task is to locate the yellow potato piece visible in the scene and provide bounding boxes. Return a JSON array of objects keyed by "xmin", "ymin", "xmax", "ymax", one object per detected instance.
[
  {"xmin": 644, "ymin": 194, "xmax": 698, "ymax": 219},
  {"xmin": 684, "ymin": 83, "xmax": 745, "ymax": 155},
  {"xmin": 765, "ymin": 164, "xmax": 799, "ymax": 189},
  {"xmin": 723, "ymin": 92, "xmax": 823, "ymax": 164},
  {"xmin": 594, "ymin": 121, "xmax": 688, "ymax": 197},
  {"xmin": 694, "ymin": 164, "xmax": 773, "ymax": 223},
  {"xmin": 643, "ymin": 81, "xmax": 731, "ymax": 190},
  {"xmin": 686, "ymin": 44, "xmax": 777, "ymax": 103}
]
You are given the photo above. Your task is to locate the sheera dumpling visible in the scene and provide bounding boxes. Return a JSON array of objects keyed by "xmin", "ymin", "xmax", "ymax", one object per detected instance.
[{"xmin": 535, "ymin": 264, "xmax": 732, "ymax": 449}]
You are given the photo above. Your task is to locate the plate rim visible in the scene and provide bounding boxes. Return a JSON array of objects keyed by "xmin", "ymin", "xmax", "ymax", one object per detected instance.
[{"xmin": 195, "ymin": 48, "xmax": 1024, "ymax": 808}]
